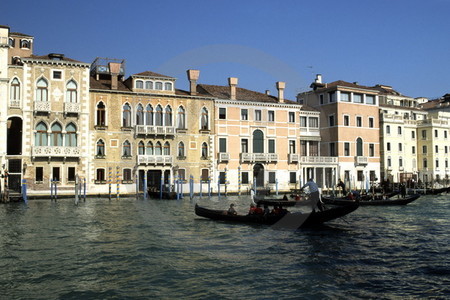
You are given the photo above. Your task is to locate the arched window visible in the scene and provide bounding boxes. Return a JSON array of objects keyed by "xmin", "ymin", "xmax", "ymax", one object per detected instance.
[
  {"xmin": 20, "ymin": 39, "xmax": 30, "ymax": 48},
  {"xmin": 65, "ymin": 123, "xmax": 77, "ymax": 147},
  {"xmin": 66, "ymin": 80, "xmax": 77, "ymax": 103},
  {"xmin": 165, "ymin": 106, "xmax": 172, "ymax": 126},
  {"xmin": 135, "ymin": 80, "xmax": 144, "ymax": 89},
  {"xmin": 155, "ymin": 105, "xmax": 163, "ymax": 126},
  {"xmin": 146, "ymin": 141, "xmax": 154, "ymax": 155},
  {"xmin": 423, "ymin": 158, "xmax": 428, "ymax": 168},
  {"xmin": 201, "ymin": 107, "xmax": 209, "ymax": 130},
  {"xmin": 356, "ymin": 138, "xmax": 363, "ymax": 156},
  {"xmin": 50, "ymin": 123, "xmax": 63, "ymax": 146},
  {"xmin": 177, "ymin": 106, "xmax": 186, "ymax": 129},
  {"xmin": 163, "ymin": 142, "xmax": 170, "ymax": 155},
  {"xmin": 138, "ymin": 141, "xmax": 145, "ymax": 155},
  {"xmin": 178, "ymin": 142, "xmax": 185, "ymax": 157},
  {"xmin": 155, "ymin": 142, "xmax": 162, "ymax": 155},
  {"xmin": 201, "ymin": 142, "xmax": 208, "ymax": 158},
  {"xmin": 97, "ymin": 139, "xmax": 105, "ymax": 156},
  {"xmin": 123, "ymin": 103, "xmax": 132, "ymax": 127},
  {"xmin": 10, "ymin": 78, "xmax": 20, "ymax": 100},
  {"xmin": 165, "ymin": 82, "xmax": 173, "ymax": 91},
  {"xmin": 36, "ymin": 78, "xmax": 48, "ymax": 102},
  {"xmin": 145, "ymin": 81, "xmax": 153, "ymax": 89},
  {"xmin": 35, "ymin": 122, "xmax": 48, "ymax": 146},
  {"xmin": 155, "ymin": 82, "xmax": 163, "ymax": 90},
  {"xmin": 136, "ymin": 104, "xmax": 144, "ymax": 125},
  {"xmin": 252, "ymin": 130, "xmax": 264, "ymax": 153},
  {"xmin": 123, "ymin": 140, "xmax": 131, "ymax": 157},
  {"xmin": 96, "ymin": 102, "xmax": 106, "ymax": 126},
  {"xmin": 9, "ymin": 38, "xmax": 15, "ymax": 47},
  {"xmin": 146, "ymin": 104, "xmax": 153, "ymax": 125}
]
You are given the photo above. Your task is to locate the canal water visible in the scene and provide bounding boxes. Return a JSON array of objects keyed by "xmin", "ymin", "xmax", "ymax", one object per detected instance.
[{"xmin": 0, "ymin": 194, "xmax": 449, "ymax": 299}]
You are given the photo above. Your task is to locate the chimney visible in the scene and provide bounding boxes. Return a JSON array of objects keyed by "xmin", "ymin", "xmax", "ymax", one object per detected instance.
[
  {"xmin": 109, "ymin": 62, "xmax": 121, "ymax": 90},
  {"xmin": 265, "ymin": 90, "xmax": 270, "ymax": 95},
  {"xmin": 187, "ymin": 69, "xmax": 200, "ymax": 95},
  {"xmin": 315, "ymin": 74, "xmax": 322, "ymax": 84},
  {"xmin": 276, "ymin": 81, "xmax": 285, "ymax": 103},
  {"xmin": 228, "ymin": 77, "xmax": 238, "ymax": 100}
]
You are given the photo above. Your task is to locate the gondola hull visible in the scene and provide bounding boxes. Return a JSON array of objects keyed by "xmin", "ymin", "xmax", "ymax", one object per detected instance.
[
  {"xmin": 194, "ymin": 203, "xmax": 359, "ymax": 228},
  {"xmin": 322, "ymin": 194, "xmax": 420, "ymax": 206}
]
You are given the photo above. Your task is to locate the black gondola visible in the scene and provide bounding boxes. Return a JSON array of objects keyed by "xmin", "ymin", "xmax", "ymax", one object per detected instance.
[
  {"xmin": 194, "ymin": 202, "xmax": 359, "ymax": 228},
  {"xmin": 321, "ymin": 194, "xmax": 420, "ymax": 206}
]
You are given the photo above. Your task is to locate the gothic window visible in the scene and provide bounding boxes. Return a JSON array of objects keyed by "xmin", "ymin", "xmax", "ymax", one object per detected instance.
[
  {"xmin": 36, "ymin": 78, "xmax": 48, "ymax": 102},
  {"xmin": 51, "ymin": 123, "xmax": 63, "ymax": 146},
  {"xmin": 146, "ymin": 104, "xmax": 153, "ymax": 125},
  {"xmin": 163, "ymin": 142, "xmax": 170, "ymax": 155},
  {"xmin": 155, "ymin": 142, "xmax": 162, "ymax": 155},
  {"xmin": 138, "ymin": 141, "xmax": 145, "ymax": 155},
  {"xmin": 154, "ymin": 105, "xmax": 163, "ymax": 126},
  {"xmin": 66, "ymin": 80, "xmax": 77, "ymax": 103},
  {"xmin": 123, "ymin": 103, "xmax": 132, "ymax": 127},
  {"xmin": 201, "ymin": 107, "xmax": 209, "ymax": 130},
  {"xmin": 178, "ymin": 142, "xmax": 185, "ymax": 157},
  {"xmin": 177, "ymin": 106, "xmax": 186, "ymax": 129},
  {"xmin": 10, "ymin": 78, "xmax": 20, "ymax": 100},
  {"xmin": 123, "ymin": 140, "xmax": 131, "ymax": 157},
  {"xmin": 65, "ymin": 123, "xmax": 77, "ymax": 147},
  {"xmin": 35, "ymin": 122, "xmax": 48, "ymax": 146},
  {"xmin": 136, "ymin": 104, "xmax": 144, "ymax": 125},
  {"xmin": 165, "ymin": 106, "xmax": 172, "ymax": 126},
  {"xmin": 146, "ymin": 141, "xmax": 153, "ymax": 155},
  {"xmin": 96, "ymin": 139, "xmax": 105, "ymax": 156},
  {"xmin": 96, "ymin": 102, "xmax": 106, "ymax": 126},
  {"xmin": 201, "ymin": 142, "xmax": 208, "ymax": 158}
]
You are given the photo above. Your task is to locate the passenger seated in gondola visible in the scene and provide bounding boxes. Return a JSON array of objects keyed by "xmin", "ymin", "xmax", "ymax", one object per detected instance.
[
  {"xmin": 254, "ymin": 204, "xmax": 264, "ymax": 215},
  {"xmin": 248, "ymin": 203, "xmax": 257, "ymax": 215},
  {"xmin": 347, "ymin": 192, "xmax": 354, "ymax": 200},
  {"xmin": 271, "ymin": 205, "xmax": 281, "ymax": 215},
  {"xmin": 227, "ymin": 203, "xmax": 237, "ymax": 215}
]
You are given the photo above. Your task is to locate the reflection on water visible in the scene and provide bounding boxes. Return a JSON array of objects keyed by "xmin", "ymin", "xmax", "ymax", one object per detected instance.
[{"xmin": 0, "ymin": 195, "xmax": 449, "ymax": 299}]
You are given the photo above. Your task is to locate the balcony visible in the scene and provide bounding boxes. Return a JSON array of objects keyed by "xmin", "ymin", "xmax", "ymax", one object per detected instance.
[
  {"xmin": 64, "ymin": 102, "xmax": 80, "ymax": 114},
  {"xmin": 219, "ymin": 152, "xmax": 230, "ymax": 162},
  {"xmin": 32, "ymin": 146, "xmax": 81, "ymax": 157},
  {"xmin": 9, "ymin": 100, "xmax": 21, "ymax": 108},
  {"xmin": 288, "ymin": 153, "xmax": 300, "ymax": 163},
  {"xmin": 135, "ymin": 125, "xmax": 175, "ymax": 136},
  {"xmin": 240, "ymin": 153, "xmax": 278, "ymax": 163},
  {"xmin": 138, "ymin": 155, "xmax": 173, "ymax": 165},
  {"xmin": 300, "ymin": 156, "xmax": 338, "ymax": 164},
  {"xmin": 355, "ymin": 156, "xmax": 369, "ymax": 165},
  {"xmin": 34, "ymin": 101, "xmax": 51, "ymax": 113}
]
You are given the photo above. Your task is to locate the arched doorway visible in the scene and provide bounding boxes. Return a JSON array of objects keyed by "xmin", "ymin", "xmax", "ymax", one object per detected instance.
[
  {"xmin": 253, "ymin": 163, "xmax": 264, "ymax": 187},
  {"xmin": 7, "ymin": 117, "xmax": 22, "ymax": 155}
]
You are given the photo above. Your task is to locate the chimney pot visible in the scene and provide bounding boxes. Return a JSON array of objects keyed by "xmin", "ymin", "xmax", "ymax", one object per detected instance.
[
  {"xmin": 276, "ymin": 81, "xmax": 285, "ymax": 103},
  {"xmin": 315, "ymin": 74, "xmax": 322, "ymax": 84},
  {"xmin": 265, "ymin": 90, "xmax": 270, "ymax": 95},
  {"xmin": 109, "ymin": 62, "xmax": 121, "ymax": 90},
  {"xmin": 228, "ymin": 77, "xmax": 238, "ymax": 100},
  {"xmin": 187, "ymin": 69, "xmax": 200, "ymax": 95}
]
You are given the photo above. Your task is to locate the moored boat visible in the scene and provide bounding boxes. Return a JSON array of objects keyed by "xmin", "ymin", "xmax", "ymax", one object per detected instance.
[
  {"xmin": 194, "ymin": 202, "xmax": 359, "ymax": 228},
  {"xmin": 321, "ymin": 194, "xmax": 421, "ymax": 206}
]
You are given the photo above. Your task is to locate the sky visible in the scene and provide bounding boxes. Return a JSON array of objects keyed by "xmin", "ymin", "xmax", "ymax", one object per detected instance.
[{"xmin": 2, "ymin": 0, "xmax": 450, "ymax": 100}]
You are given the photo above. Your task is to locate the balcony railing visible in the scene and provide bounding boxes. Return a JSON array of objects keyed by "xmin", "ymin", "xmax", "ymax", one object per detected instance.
[
  {"xmin": 240, "ymin": 153, "xmax": 278, "ymax": 163},
  {"xmin": 34, "ymin": 101, "xmax": 51, "ymax": 113},
  {"xmin": 219, "ymin": 152, "xmax": 230, "ymax": 162},
  {"xmin": 9, "ymin": 100, "xmax": 21, "ymax": 108},
  {"xmin": 138, "ymin": 155, "xmax": 173, "ymax": 165},
  {"xmin": 355, "ymin": 156, "xmax": 369, "ymax": 165},
  {"xmin": 32, "ymin": 146, "xmax": 81, "ymax": 157},
  {"xmin": 135, "ymin": 125, "xmax": 175, "ymax": 136},
  {"xmin": 300, "ymin": 156, "xmax": 338, "ymax": 164},
  {"xmin": 64, "ymin": 102, "xmax": 80, "ymax": 114},
  {"xmin": 288, "ymin": 153, "xmax": 300, "ymax": 163}
]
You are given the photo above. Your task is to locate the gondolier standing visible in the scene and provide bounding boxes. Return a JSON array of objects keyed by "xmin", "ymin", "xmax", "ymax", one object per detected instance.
[{"xmin": 300, "ymin": 178, "xmax": 323, "ymax": 211}]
